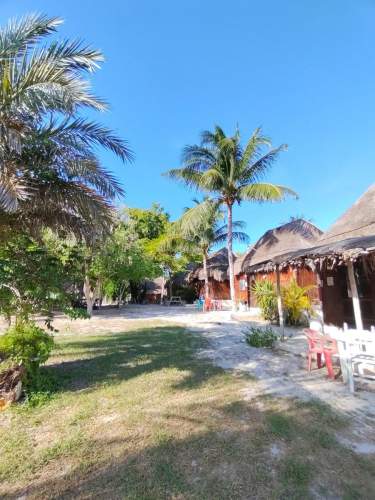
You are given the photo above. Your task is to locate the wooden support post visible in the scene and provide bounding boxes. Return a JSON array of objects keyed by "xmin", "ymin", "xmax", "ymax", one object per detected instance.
[
  {"xmin": 275, "ymin": 265, "xmax": 285, "ymax": 339},
  {"xmin": 347, "ymin": 260, "xmax": 363, "ymax": 330},
  {"xmin": 316, "ymin": 271, "xmax": 325, "ymax": 333}
]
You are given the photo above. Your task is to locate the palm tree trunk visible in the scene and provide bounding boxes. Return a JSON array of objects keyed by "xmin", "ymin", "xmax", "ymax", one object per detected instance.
[
  {"xmin": 203, "ymin": 251, "xmax": 209, "ymax": 299},
  {"xmin": 226, "ymin": 202, "xmax": 236, "ymax": 310}
]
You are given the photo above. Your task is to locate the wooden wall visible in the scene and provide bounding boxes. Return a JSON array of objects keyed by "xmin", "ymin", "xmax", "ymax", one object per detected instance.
[
  {"xmin": 235, "ymin": 274, "xmax": 249, "ymax": 303},
  {"xmin": 247, "ymin": 266, "xmax": 318, "ymax": 307},
  {"xmin": 321, "ymin": 260, "xmax": 375, "ymax": 329},
  {"xmin": 197, "ymin": 278, "xmax": 231, "ymax": 300}
]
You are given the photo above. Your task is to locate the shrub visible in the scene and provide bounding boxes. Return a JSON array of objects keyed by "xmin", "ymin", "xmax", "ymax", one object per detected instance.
[
  {"xmin": 0, "ymin": 321, "xmax": 54, "ymax": 388},
  {"xmin": 251, "ymin": 280, "xmax": 278, "ymax": 322},
  {"xmin": 282, "ymin": 279, "xmax": 313, "ymax": 326},
  {"xmin": 245, "ymin": 326, "xmax": 277, "ymax": 348}
]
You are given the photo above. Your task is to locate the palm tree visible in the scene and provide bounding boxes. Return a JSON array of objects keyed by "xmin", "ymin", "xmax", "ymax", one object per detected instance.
[
  {"xmin": 174, "ymin": 198, "xmax": 248, "ymax": 299},
  {"xmin": 166, "ymin": 126, "xmax": 296, "ymax": 309},
  {"xmin": 0, "ymin": 14, "xmax": 132, "ymax": 238}
]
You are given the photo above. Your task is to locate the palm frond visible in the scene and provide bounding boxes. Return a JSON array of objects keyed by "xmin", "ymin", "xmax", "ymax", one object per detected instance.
[
  {"xmin": 239, "ymin": 127, "xmax": 271, "ymax": 170},
  {"xmin": 240, "ymin": 144, "xmax": 288, "ymax": 184},
  {"xmin": 239, "ymin": 183, "xmax": 298, "ymax": 202},
  {"xmin": 0, "ymin": 14, "xmax": 61, "ymax": 58},
  {"xmin": 42, "ymin": 118, "xmax": 133, "ymax": 162}
]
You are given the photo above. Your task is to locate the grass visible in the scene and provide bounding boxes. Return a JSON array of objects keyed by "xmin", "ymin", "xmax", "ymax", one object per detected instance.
[{"xmin": 0, "ymin": 320, "xmax": 374, "ymax": 499}]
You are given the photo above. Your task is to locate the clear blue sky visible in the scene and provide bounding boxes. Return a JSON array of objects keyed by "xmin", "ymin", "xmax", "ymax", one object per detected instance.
[{"xmin": 2, "ymin": 1, "xmax": 375, "ymax": 249}]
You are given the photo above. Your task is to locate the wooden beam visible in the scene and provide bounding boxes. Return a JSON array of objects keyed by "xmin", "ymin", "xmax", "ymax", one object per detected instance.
[
  {"xmin": 275, "ymin": 265, "xmax": 285, "ymax": 339},
  {"xmin": 347, "ymin": 261, "xmax": 364, "ymax": 330}
]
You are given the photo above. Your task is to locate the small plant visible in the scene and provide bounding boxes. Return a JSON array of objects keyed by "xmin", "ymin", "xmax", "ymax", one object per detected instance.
[
  {"xmin": 0, "ymin": 321, "xmax": 54, "ymax": 390},
  {"xmin": 245, "ymin": 326, "xmax": 277, "ymax": 348},
  {"xmin": 251, "ymin": 280, "xmax": 279, "ymax": 322},
  {"xmin": 282, "ymin": 279, "xmax": 313, "ymax": 326}
]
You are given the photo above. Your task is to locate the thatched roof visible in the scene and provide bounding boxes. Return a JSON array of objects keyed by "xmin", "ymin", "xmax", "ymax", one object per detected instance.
[
  {"xmin": 144, "ymin": 277, "xmax": 164, "ymax": 294},
  {"xmin": 244, "ymin": 219, "xmax": 323, "ymax": 273},
  {"xmin": 256, "ymin": 185, "xmax": 375, "ymax": 271},
  {"xmin": 190, "ymin": 247, "xmax": 234, "ymax": 282},
  {"xmin": 234, "ymin": 246, "xmax": 254, "ymax": 275},
  {"xmin": 318, "ymin": 184, "xmax": 375, "ymax": 245}
]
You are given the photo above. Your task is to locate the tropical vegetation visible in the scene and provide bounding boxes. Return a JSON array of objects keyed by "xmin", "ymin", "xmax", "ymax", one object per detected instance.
[
  {"xmin": 252, "ymin": 278, "xmax": 314, "ymax": 326},
  {"xmin": 171, "ymin": 197, "xmax": 248, "ymax": 299},
  {"xmin": 166, "ymin": 126, "xmax": 296, "ymax": 309}
]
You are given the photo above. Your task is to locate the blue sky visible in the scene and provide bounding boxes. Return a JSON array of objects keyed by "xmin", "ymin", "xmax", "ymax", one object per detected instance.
[{"xmin": 2, "ymin": 1, "xmax": 375, "ymax": 249}]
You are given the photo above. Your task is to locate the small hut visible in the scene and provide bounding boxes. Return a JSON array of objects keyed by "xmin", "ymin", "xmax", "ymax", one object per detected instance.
[
  {"xmin": 274, "ymin": 185, "xmax": 375, "ymax": 329},
  {"xmin": 239, "ymin": 219, "xmax": 323, "ymax": 308},
  {"xmin": 144, "ymin": 277, "xmax": 166, "ymax": 304},
  {"xmin": 189, "ymin": 247, "xmax": 234, "ymax": 300}
]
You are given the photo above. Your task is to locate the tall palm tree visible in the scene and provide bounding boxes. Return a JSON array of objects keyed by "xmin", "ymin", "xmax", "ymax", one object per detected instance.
[
  {"xmin": 166, "ymin": 126, "xmax": 297, "ymax": 309},
  {"xmin": 174, "ymin": 198, "xmax": 248, "ymax": 299},
  {"xmin": 0, "ymin": 14, "xmax": 132, "ymax": 238}
]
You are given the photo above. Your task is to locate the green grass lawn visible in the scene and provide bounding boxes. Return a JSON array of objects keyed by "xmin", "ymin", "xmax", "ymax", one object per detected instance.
[{"xmin": 0, "ymin": 321, "xmax": 374, "ymax": 499}]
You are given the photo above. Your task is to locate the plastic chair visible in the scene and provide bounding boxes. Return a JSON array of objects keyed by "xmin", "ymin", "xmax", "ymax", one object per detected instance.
[
  {"xmin": 204, "ymin": 297, "xmax": 212, "ymax": 311},
  {"xmin": 304, "ymin": 329, "xmax": 338, "ymax": 379}
]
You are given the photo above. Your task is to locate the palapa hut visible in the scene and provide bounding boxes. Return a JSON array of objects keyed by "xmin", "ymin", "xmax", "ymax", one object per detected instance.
[
  {"xmin": 238, "ymin": 219, "xmax": 323, "ymax": 308},
  {"xmin": 272, "ymin": 184, "xmax": 375, "ymax": 329},
  {"xmin": 189, "ymin": 247, "xmax": 234, "ymax": 300},
  {"xmin": 144, "ymin": 277, "xmax": 166, "ymax": 304}
]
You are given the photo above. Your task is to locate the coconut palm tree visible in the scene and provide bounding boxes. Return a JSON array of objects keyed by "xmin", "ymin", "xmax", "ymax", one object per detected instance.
[
  {"xmin": 173, "ymin": 198, "xmax": 248, "ymax": 299},
  {"xmin": 0, "ymin": 14, "xmax": 132, "ymax": 238},
  {"xmin": 166, "ymin": 126, "xmax": 296, "ymax": 309}
]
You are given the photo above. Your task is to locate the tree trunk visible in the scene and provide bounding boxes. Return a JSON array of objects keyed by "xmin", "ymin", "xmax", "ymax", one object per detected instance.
[
  {"xmin": 83, "ymin": 275, "xmax": 99, "ymax": 317},
  {"xmin": 117, "ymin": 283, "xmax": 126, "ymax": 308},
  {"xmin": 226, "ymin": 202, "xmax": 236, "ymax": 311},
  {"xmin": 160, "ymin": 276, "xmax": 165, "ymax": 304},
  {"xmin": 203, "ymin": 251, "xmax": 209, "ymax": 299}
]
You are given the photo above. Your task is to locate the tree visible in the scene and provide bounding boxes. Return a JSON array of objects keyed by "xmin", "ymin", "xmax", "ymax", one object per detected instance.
[
  {"xmin": 173, "ymin": 198, "xmax": 248, "ymax": 299},
  {"xmin": 127, "ymin": 203, "xmax": 169, "ymax": 240},
  {"xmin": 0, "ymin": 14, "xmax": 132, "ymax": 238},
  {"xmin": 166, "ymin": 126, "xmax": 297, "ymax": 309},
  {"xmin": 124, "ymin": 204, "xmax": 174, "ymax": 302},
  {"xmin": 95, "ymin": 224, "xmax": 159, "ymax": 308},
  {"xmin": 0, "ymin": 233, "xmax": 84, "ymax": 326}
]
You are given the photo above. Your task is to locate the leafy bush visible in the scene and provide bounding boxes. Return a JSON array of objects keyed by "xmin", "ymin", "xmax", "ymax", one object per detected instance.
[
  {"xmin": 282, "ymin": 279, "xmax": 313, "ymax": 326},
  {"xmin": 251, "ymin": 280, "xmax": 278, "ymax": 322},
  {"xmin": 0, "ymin": 321, "xmax": 54, "ymax": 388},
  {"xmin": 245, "ymin": 326, "xmax": 277, "ymax": 348}
]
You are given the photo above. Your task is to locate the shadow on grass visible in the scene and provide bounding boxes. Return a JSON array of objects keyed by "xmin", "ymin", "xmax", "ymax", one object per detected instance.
[
  {"xmin": 42, "ymin": 326, "xmax": 221, "ymax": 395},
  {"xmin": 4, "ymin": 398, "xmax": 375, "ymax": 500}
]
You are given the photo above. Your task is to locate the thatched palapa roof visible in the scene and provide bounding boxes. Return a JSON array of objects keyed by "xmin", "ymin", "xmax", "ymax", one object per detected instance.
[
  {"xmin": 259, "ymin": 185, "xmax": 375, "ymax": 270},
  {"xmin": 190, "ymin": 247, "xmax": 234, "ymax": 282},
  {"xmin": 144, "ymin": 277, "xmax": 164, "ymax": 294},
  {"xmin": 243, "ymin": 219, "xmax": 322, "ymax": 273},
  {"xmin": 318, "ymin": 184, "xmax": 375, "ymax": 245},
  {"xmin": 233, "ymin": 246, "xmax": 254, "ymax": 275}
]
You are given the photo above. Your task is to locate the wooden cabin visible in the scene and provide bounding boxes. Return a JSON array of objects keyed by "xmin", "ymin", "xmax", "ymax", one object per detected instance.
[
  {"xmin": 237, "ymin": 219, "xmax": 323, "ymax": 308},
  {"xmin": 189, "ymin": 248, "xmax": 233, "ymax": 300},
  {"xmin": 277, "ymin": 185, "xmax": 375, "ymax": 330}
]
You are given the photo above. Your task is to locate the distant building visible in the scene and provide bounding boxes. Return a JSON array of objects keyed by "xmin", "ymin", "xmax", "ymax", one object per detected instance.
[{"xmin": 188, "ymin": 247, "xmax": 233, "ymax": 300}]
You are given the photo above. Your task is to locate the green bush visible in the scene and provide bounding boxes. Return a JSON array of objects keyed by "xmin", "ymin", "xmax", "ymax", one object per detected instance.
[
  {"xmin": 251, "ymin": 280, "xmax": 279, "ymax": 322},
  {"xmin": 245, "ymin": 326, "xmax": 277, "ymax": 348},
  {"xmin": 0, "ymin": 321, "xmax": 54, "ymax": 388},
  {"xmin": 282, "ymin": 279, "xmax": 313, "ymax": 326}
]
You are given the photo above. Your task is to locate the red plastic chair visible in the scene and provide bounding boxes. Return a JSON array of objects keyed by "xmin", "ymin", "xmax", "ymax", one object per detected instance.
[
  {"xmin": 304, "ymin": 329, "xmax": 338, "ymax": 379},
  {"xmin": 204, "ymin": 297, "xmax": 212, "ymax": 311}
]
